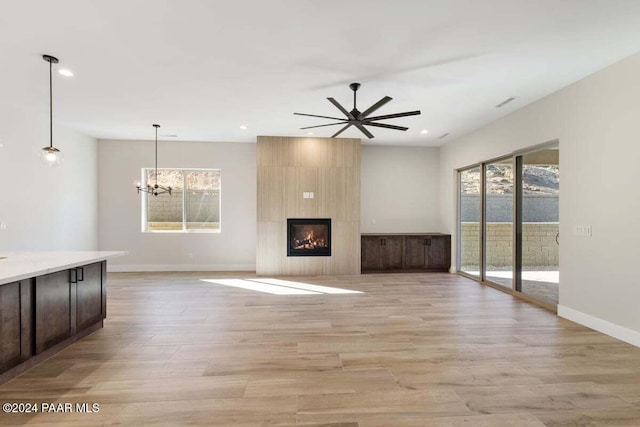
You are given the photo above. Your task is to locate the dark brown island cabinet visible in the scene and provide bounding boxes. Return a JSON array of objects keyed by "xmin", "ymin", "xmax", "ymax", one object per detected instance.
[
  {"xmin": 0, "ymin": 253, "xmax": 123, "ymax": 384},
  {"xmin": 361, "ymin": 233, "xmax": 451, "ymax": 273}
]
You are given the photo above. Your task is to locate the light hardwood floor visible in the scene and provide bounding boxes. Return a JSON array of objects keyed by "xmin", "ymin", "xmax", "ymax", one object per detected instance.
[{"xmin": 1, "ymin": 272, "xmax": 640, "ymax": 426}]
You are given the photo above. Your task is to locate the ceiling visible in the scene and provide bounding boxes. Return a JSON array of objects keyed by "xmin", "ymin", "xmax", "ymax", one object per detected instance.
[{"xmin": 3, "ymin": 0, "xmax": 640, "ymax": 146}]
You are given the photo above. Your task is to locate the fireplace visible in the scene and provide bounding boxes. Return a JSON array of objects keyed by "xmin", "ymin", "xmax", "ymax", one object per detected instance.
[{"xmin": 287, "ymin": 218, "xmax": 331, "ymax": 257}]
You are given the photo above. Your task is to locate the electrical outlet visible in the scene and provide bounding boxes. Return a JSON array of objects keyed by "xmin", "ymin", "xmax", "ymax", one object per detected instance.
[
  {"xmin": 0, "ymin": 221, "xmax": 6, "ymax": 231},
  {"xmin": 573, "ymin": 224, "xmax": 592, "ymax": 237}
]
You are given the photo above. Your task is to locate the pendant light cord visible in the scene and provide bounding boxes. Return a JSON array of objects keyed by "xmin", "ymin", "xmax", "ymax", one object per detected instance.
[
  {"xmin": 155, "ymin": 125, "xmax": 158, "ymax": 187},
  {"xmin": 49, "ymin": 58, "xmax": 53, "ymax": 149}
]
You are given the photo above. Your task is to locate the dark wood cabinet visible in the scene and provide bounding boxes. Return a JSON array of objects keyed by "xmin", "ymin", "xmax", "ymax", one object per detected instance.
[
  {"xmin": 0, "ymin": 280, "xmax": 32, "ymax": 372},
  {"xmin": 362, "ymin": 236, "xmax": 404, "ymax": 270},
  {"xmin": 361, "ymin": 236, "xmax": 381, "ymax": 271},
  {"xmin": 35, "ymin": 262, "xmax": 105, "ymax": 354},
  {"xmin": 35, "ymin": 270, "xmax": 73, "ymax": 354},
  {"xmin": 381, "ymin": 236, "xmax": 404, "ymax": 270},
  {"xmin": 1, "ymin": 258, "xmax": 110, "ymax": 384},
  {"xmin": 76, "ymin": 262, "xmax": 104, "ymax": 332},
  {"xmin": 362, "ymin": 233, "xmax": 451, "ymax": 273},
  {"xmin": 425, "ymin": 235, "xmax": 450, "ymax": 271}
]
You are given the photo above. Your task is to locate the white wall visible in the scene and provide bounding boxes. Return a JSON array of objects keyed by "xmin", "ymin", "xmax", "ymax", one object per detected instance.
[
  {"xmin": 0, "ymin": 104, "xmax": 98, "ymax": 251},
  {"xmin": 98, "ymin": 140, "xmax": 256, "ymax": 271},
  {"xmin": 361, "ymin": 146, "xmax": 441, "ymax": 233},
  {"xmin": 439, "ymin": 52, "xmax": 640, "ymax": 343}
]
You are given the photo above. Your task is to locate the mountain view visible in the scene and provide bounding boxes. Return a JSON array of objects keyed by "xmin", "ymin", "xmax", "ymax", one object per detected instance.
[{"xmin": 461, "ymin": 165, "xmax": 559, "ymax": 195}]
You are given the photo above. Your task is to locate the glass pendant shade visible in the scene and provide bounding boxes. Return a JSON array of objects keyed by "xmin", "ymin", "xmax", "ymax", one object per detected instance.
[{"xmin": 40, "ymin": 146, "xmax": 63, "ymax": 166}]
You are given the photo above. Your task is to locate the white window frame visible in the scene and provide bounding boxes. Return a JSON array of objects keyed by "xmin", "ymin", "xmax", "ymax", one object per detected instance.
[{"xmin": 140, "ymin": 167, "xmax": 221, "ymax": 234}]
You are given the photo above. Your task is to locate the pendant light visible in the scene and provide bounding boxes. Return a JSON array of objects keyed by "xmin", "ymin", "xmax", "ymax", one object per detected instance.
[
  {"xmin": 136, "ymin": 124, "xmax": 172, "ymax": 196},
  {"xmin": 40, "ymin": 54, "xmax": 63, "ymax": 166}
]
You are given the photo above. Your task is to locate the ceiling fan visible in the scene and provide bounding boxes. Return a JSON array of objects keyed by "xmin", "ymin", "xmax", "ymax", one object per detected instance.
[{"xmin": 294, "ymin": 83, "xmax": 421, "ymax": 139}]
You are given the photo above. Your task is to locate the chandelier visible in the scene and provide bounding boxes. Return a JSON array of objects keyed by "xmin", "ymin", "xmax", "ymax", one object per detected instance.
[{"xmin": 136, "ymin": 124, "xmax": 172, "ymax": 196}]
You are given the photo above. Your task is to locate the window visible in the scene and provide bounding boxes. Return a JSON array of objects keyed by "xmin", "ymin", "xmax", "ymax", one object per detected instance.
[{"xmin": 141, "ymin": 168, "xmax": 221, "ymax": 232}]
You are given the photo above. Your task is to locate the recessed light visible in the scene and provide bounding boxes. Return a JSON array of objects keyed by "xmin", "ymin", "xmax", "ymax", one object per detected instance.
[
  {"xmin": 307, "ymin": 132, "xmax": 313, "ymax": 135},
  {"xmin": 58, "ymin": 69, "xmax": 74, "ymax": 77},
  {"xmin": 420, "ymin": 129, "xmax": 429, "ymax": 135},
  {"xmin": 239, "ymin": 125, "xmax": 248, "ymax": 130}
]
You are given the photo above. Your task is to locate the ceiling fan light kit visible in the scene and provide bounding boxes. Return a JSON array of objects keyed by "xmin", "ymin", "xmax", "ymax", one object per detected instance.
[{"xmin": 294, "ymin": 82, "xmax": 421, "ymax": 139}]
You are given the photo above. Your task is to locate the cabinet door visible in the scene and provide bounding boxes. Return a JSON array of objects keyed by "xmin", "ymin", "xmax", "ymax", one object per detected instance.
[
  {"xmin": 380, "ymin": 236, "xmax": 404, "ymax": 270},
  {"xmin": 76, "ymin": 262, "xmax": 103, "ymax": 332},
  {"xmin": 0, "ymin": 281, "xmax": 33, "ymax": 372},
  {"xmin": 405, "ymin": 237, "xmax": 427, "ymax": 268},
  {"xmin": 36, "ymin": 270, "xmax": 72, "ymax": 354},
  {"xmin": 426, "ymin": 235, "xmax": 451, "ymax": 271},
  {"xmin": 361, "ymin": 236, "xmax": 381, "ymax": 271},
  {"xmin": 0, "ymin": 282, "xmax": 21, "ymax": 371}
]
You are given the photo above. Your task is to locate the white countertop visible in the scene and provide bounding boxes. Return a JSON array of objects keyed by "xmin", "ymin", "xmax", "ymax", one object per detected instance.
[{"xmin": 0, "ymin": 251, "xmax": 128, "ymax": 285}]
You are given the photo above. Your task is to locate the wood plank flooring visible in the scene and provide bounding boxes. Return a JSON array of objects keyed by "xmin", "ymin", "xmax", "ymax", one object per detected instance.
[{"xmin": 1, "ymin": 272, "xmax": 639, "ymax": 426}]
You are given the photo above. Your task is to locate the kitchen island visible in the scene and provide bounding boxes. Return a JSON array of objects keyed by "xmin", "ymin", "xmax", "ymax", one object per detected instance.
[{"xmin": 0, "ymin": 251, "xmax": 126, "ymax": 383}]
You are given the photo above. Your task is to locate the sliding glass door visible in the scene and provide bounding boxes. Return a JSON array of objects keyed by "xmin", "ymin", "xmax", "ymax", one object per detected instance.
[
  {"xmin": 518, "ymin": 148, "xmax": 559, "ymax": 305},
  {"xmin": 484, "ymin": 158, "xmax": 514, "ymax": 288},
  {"xmin": 458, "ymin": 166, "xmax": 481, "ymax": 278},
  {"xmin": 457, "ymin": 144, "xmax": 559, "ymax": 307}
]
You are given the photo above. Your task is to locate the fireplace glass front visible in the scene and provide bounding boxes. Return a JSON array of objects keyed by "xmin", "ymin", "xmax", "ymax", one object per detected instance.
[{"xmin": 287, "ymin": 218, "xmax": 331, "ymax": 257}]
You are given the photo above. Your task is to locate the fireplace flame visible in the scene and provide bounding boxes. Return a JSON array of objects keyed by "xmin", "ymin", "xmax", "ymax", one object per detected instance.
[{"xmin": 293, "ymin": 229, "xmax": 326, "ymax": 250}]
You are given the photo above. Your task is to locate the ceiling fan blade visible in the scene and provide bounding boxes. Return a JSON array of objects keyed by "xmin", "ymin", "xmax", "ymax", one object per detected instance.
[
  {"xmin": 360, "ymin": 96, "xmax": 393, "ymax": 118},
  {"xmin": 365, "ymin": 110, "xmax": 421, "ymax": 121},
  {"xmin": 354, "ymin": 122, "xmax": 375, "ymax": 139},
  {"xmin": 331, "ymin": 123, "xmax": 352, "ymax": 138},
  {"xmin": 300, "ymin": 121, "xmax": 348, "ymax": 130},
  {"xmin": 365, "ymin": 122, "xmax": 409, "ymax": 131},
  {"xmin": 294, "ymin": 112, "xmax": 346, "ymax": 121},
  {"xmin": 327, "ymin": 98, "xmax": 354, "ymax": 119}
]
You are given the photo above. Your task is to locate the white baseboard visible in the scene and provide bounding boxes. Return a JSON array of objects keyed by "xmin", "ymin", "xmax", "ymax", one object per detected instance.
[
  {"xmin": 558, "ymin": 305, "xmax": 640, "ymax": 348},
  {"xmin": 107, "ymin": 264, "xmax": 256, "ymax": 273}
]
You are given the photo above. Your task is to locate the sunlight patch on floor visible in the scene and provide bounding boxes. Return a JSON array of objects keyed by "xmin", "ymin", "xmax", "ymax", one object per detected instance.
[
  {"xmin": 201, "ymin": 278, "xmax": 362, "ymax": 295},
  {"xmin": 468, "ymin": 271, "xmax": 559, "ymax": 284},
  {"xmin": 247, "ymin": 278, "xmax": 362, "ymax": 294}
]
